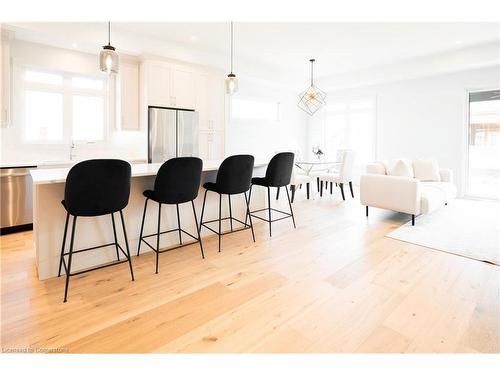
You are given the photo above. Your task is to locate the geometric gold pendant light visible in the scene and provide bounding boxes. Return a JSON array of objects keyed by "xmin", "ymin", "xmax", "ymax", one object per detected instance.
[{"xmin": 298, "ymin": 58, "xmax": 326, "ymax": 115}]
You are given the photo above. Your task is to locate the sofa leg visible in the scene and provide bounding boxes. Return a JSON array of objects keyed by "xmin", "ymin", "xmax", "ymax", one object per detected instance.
[
  {"xmin": 365, "ymin": 206, "xmax": 368, "ymax": 217},
  {"xmin": 445, "ymin": 202, "xmax": 448, "ymax": 205},
  {"xmin": 411, "ymin": 214, "xmax": 415, "ymax": 226}
]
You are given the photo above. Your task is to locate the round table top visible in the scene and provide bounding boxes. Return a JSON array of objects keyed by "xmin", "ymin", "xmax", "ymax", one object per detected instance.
[{"xmin": 295, "ymin": 160, "xmax": 341, "ymax": 165}]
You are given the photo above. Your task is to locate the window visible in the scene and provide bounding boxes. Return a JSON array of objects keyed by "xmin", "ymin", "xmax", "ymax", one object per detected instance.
[
  {"xmin": 322, "ymin": 97, "xmax": 376, "ymax": 168},
  {"xmin": 18, "ymin": 67, "xmax": 108, "ymax": 143},
  {"xmin": 231, "ymin": 96, "xmax": 280, "ymax": 121},
  {"xmin": 467, "ymin": 90, "xmax": 500, "ymax": 200}
]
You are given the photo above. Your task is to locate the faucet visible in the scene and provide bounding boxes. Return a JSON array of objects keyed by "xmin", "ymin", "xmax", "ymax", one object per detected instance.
[{"xmin": 69, "ymin": 141, "xmax": 76, "ymax": 161}]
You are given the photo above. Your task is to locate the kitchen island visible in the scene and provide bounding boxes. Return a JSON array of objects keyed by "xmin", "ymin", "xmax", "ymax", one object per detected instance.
[{"xmin": 30, "ymin": 160, "xmax": 267, "ymax": 280}]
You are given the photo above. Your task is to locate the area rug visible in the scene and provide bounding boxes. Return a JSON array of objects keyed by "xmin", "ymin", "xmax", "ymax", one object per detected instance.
[{"xmin": 386, "ymin": 199, "xmax": 500, "ymax": 265}]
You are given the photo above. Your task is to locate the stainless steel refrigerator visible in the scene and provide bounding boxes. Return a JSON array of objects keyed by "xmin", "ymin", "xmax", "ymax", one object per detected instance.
[{"xmin": 148, "ymin": 106, "xmax": 199, "ymax": 163}]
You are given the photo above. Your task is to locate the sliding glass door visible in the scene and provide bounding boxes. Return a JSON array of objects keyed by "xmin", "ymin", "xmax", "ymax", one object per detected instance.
[{"xmin": 467, "ymin": 90, "xmax": 500, "ymax": 200}]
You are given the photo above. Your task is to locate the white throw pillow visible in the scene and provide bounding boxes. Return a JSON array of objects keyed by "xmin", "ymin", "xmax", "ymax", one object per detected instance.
[
  {"xmin": 387, "ymin": 159, "xmax": 414, "ymax": 178},
  {"xmin": 413, "ymin": 159, "xmax": 441, "ymax": 181}
]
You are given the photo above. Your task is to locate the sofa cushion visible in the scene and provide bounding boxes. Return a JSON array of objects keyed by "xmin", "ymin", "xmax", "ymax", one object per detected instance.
[
  {"xmin": 366, "ymin": 162, "xmax": 386, "ymax": 175},
  {"xmin": 387, "ymin": 159, "xmax": 413, "ymax": 178},
  {"xmin": 413, "ymin": 159, "xmax": 441, "ymax": 181},
  {"xmin": 422, "ymin": 182, "xmax": 457, "ymax": 201},
  {"xmin": 420, "ymin": 182, "xmax": 457, "ymax": 213}
]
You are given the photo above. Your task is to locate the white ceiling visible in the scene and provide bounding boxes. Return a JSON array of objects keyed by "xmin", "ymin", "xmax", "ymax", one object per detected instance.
[{"xmin": 5, "ymin": 22, "xmax": 500, "ymax": 85}]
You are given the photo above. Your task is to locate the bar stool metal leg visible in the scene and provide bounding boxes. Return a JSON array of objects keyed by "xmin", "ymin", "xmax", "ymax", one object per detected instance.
[
  {"xmin": 285, "ymin": 186, "xmax": 296, "ymax": 229},
  {"xmin": 58, "ymin": 212, "xmax": 70, "ymax": 277},
  {"xmin": 111, "ymin": 213, "xmax": 120, "ymax": 261},
  {"xmin": 176, "ymin": 204, "xmax": 182, "ymax": 245},
  {"xmin": 63, "ymin": 215, "xmax": 77, "ymax": 303},
  {"xmin": 218, "ymin": 193, "xmax": 222, "ymax": 252},
  {"xmin": 244, "ymin": 191, "xmax": 255, "ymax": 242},
  {"xmin": 156, "ymin": 203, "xmax": 161, "ymax": 274},
  {"xmin": 228, "ymin": 194, "xmax": 233, "ymax": 231},
  {"xmin": 276, "ymin": 187, "xmax": 280, "ymax": 200},
  {"xmin": 191, "ymin": 200, "xmax": 205, "ymax": 259},
  {"xmin": 245, "ymin": 185, "xmax": 253, "ymax": 226},
  {"xmin": 267, "ymin": 186, "xmax": 272, "ymax": 237},
  {"xmin": 119, "ymin": 210, "xmax": 135, "ymax": 281},
  {"xmin": 199, "ymin": 189, "xmax": 208, "ymax": 233},
  {"xmin": 137, "ymin": 198, "xmax": 148, "ymax": 256}
]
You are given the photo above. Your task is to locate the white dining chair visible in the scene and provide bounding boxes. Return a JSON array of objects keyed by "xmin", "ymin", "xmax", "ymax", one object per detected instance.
[{"xmin": 319, "ymin": 150, "xmax": 355, "ymax": 200}]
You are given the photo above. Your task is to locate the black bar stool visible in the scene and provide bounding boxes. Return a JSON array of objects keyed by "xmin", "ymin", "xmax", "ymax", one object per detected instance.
[
  {"xmin": 58, "ymin": 159, "xmax": 134, "ymax": 303},
  {"xmin": 249, "ymin": 152, "xmax": 296, "ymax": 237},
  {"xmin": 137, "ymin": 157, "xmax": 204, "ymax": 274},
  {"xmin": 199, "ymin": 155, "xmax": 255, "ymax": 252}
]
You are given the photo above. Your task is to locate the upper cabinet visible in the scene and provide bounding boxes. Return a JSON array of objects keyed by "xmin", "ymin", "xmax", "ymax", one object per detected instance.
[
  {"xmin": 143, "ymin": 61, "xmax": 196, "ymax": 110},
  {"xmin": 140, "ymin": 58, "xmax": 225, "ymax": 160},
  {"xmin": 171, "ymin": 66, "xmax": 196, "ymax": 109},
  {"xmin": 146, "ymin": 62, "xmax": 171, "ymax": 107},
  {"xmin": 118, "ymin": 61, "xmax": 139, "ymax": 130}
]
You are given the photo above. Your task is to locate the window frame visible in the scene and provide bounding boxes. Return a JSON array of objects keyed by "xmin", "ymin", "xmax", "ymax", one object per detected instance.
[
  {"xmin": 15, "ymin": 64, "xmax": 109, "ymax": 145},
  {"xmin": 321, "ymin": 94, "xmax": 378, "ymax": 167}
]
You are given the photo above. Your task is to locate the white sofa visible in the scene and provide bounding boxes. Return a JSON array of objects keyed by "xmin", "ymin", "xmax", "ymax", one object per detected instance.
[{"xmin": 360, "ymin": 160, "xmax": 457, "ymax": 225}]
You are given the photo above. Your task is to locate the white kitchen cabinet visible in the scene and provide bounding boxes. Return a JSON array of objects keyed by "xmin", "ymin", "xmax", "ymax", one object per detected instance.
[
  {"xmin": 118, "ymin": 61, "xmax": 139, "ymax": 130},
  {"xmin": 199, "ymin": 130, "xmax": 225, "ymax": 161},
  {"xmin": 196, "ymin": 73, "xmax": 224, "ymax": 131},
  {"xmin": 171, "ymin": 66, "xmax": 196, "ymax": 109},
  {"xmin": 146, "ymin": 62, "xmax": 171, "ymax": 107}
]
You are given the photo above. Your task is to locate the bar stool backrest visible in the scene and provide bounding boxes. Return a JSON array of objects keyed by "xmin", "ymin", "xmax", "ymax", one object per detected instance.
[
  {"xmin": 265, "ymin": 152, "xmax": 294, "ymax": 187},
  {"xmin": 154, "ymin": 157, "xmax": 203, "ymax": 204},
  {"xmin": 64, "ymin": 159, "xmax": 131, "ymax": 217},
  {"xmin": 216, "ymin": 154, "xmax": 255, "ymax": 194}
]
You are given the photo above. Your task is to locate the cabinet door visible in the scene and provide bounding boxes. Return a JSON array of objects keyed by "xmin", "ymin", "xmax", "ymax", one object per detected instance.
[
  {"xmin": 207, "ymin": 74, "xmax": 225, "ymax": 131},
  {"xmin": 119, "ymin": 62, "xmax": 139, "ymax": 130},
  {"xmin": 147, "ymin": 63, "xmax": 171, "ymax": 106},
  {"xmin": 171, "ymin": 67, "xmax": 196, "ymax": 109},
  {"xmin": 196, "ymin": 74, "xmax": 209, "ymax": 130},
  {"xmin": 210, "ymin": 132, "xmax": 225, "ymax": 160},
  {"xmin": 198, "ymin": 131, "xmax": 210, "ymax": 160}
]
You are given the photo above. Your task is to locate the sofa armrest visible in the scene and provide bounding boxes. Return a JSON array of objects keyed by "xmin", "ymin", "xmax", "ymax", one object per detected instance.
[
  {"xmin": 439, "ymin": 168, "xmax": 453, "ymax": 183},
  {"xmin": 360, "ymin": 174, "xmax": 421, "ymax": 215}
]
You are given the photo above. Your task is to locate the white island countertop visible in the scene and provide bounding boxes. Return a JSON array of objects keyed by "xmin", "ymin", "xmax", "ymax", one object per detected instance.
[{"xmin": 30, "ymin": 160, "xmax": 267, "ymax": 185}]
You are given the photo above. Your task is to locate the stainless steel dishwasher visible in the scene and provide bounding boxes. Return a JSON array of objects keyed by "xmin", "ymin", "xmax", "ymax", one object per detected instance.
[{"xmin": 0, "ymin": 166, "xmax": 36, "ymax": 234}]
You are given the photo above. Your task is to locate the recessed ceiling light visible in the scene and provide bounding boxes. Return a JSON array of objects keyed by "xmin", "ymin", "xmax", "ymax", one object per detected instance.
[
  {"xmin": 190, "ymin": 35, "xmax": 198, "ymax": 42},
  {"xmin": 71, "ymin": 42, "xmax": 78, "ymax": 48}
]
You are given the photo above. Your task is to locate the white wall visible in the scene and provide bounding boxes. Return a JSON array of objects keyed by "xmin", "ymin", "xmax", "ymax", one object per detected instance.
[
  {"xmin": 225, "ymin": 75, "xmax": 309, "ymax": 162},
  {"xmin": 310, "ymin": 66, "xmax": 500, "ymax": 195}
]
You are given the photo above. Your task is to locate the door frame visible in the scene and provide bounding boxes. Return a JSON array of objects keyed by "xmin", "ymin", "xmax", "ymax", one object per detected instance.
[{"xmin": 463, "ymin": 87, "xmax": 500, "ymax": 200}]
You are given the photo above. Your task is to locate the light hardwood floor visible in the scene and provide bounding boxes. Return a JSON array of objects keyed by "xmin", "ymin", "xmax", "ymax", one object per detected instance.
[{"xmin": 1, "ymin": 191, "xmax": 499, "ymax": 353}]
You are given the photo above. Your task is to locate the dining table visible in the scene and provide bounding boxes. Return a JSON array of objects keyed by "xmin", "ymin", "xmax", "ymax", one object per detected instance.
[{"xmin": 295, "ymin": 160, "xmax": 342, "ymax": 175}]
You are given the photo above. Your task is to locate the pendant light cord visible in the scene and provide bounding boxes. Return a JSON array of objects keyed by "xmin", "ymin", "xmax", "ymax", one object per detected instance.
[
  {"xmin": 230, "ymin": 22, "xmax": 234, "ymax": 74},
  {"xmin": 108, "ymin": 21, "xmax": 111, "ymax": 46},
  {"xmin": 310, "ymin": 59, "xmax": 314, "ymax": 86}
]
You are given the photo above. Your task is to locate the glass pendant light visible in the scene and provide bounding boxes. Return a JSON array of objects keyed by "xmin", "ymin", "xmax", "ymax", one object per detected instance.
[
  {"xmin": 225, "ymin": 22, "xmax": 238, "ymax": 94},
  {"xmin": 297, "ymin": 59, "xmax": 326, "ymax": 115},
  {"xmin": 99, "ymin": 21, "xmax": 119, "ymax": 75}
]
